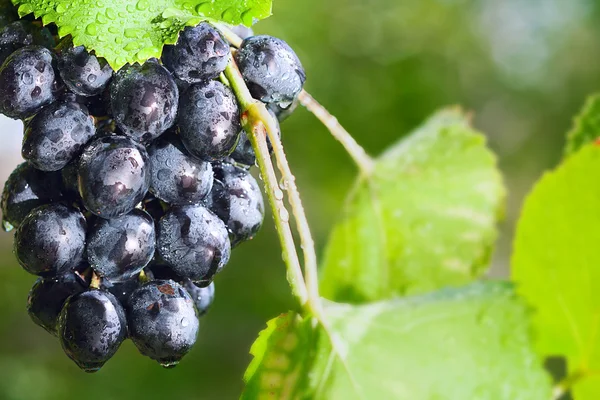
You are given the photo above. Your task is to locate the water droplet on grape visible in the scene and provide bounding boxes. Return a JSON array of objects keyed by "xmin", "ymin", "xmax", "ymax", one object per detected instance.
[
  {"xmin": 160, "ymin": 361, "xmax": 178, "ymax": 368},
  {"xmin": 21, "ymin": 72, "xmax": 33, "ymax": 85}
]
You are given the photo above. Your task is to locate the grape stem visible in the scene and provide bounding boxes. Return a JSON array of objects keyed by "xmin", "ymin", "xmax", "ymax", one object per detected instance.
[
  {"xmin": 90, "ymin": 272, "xmax": 102, "ymax": 290},
  {"xmin": 217, "ymin": 24, "xmax": 375, "ymax": 176},
  {"xmin": 224, "ymin": 56, "xmax": 311, "ymax": 312},
  {"xmin": 297, "ymin": 91, "xmax": 375, "ymax": 176}
]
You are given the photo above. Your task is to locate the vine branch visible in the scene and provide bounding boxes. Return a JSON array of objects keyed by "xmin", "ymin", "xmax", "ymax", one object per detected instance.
[
  {"xmin": 219, "ymin": 23, "xmax": 368, "ymax": 315},
  {"xmin": 252, "ymin": 93, "xmax": 322, "ymax": 312},
  {"xmin": 224, "ymin": 56, "xmax": 311, "ymax": 311}
]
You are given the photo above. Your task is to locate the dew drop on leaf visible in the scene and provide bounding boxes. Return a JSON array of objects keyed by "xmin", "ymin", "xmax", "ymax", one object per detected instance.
[
  {"xmin": 96, "ymin": 13, "xmax": 108, "ymax": 24},
  {"xmin": 136, "ymin": 46, "xmax": 158, "ymax": 60},
  {"xmin": 18, "ymin": 4, "xmax": 34, "ymax": 16},
  {"xmin": 124, "ymin": 41, "xmax": 141, "ymax": 51},
  {"xmin": 195, "ymin": 2, "xmax": 211, "ymax": 15},
  {"xmin": 105, "ymin": 7, "xmax": 116, "ymax": 20},
  {"xmin": 136, "ymin": 0, "xmax": 149, "ymax": 11},
  {"xmin": 221, "ymin": 7, "xmax": 236, "ymax": 22},
  {"xmin": 85, "ymin": 23, "xmax": 98, "ymax": 35},
  {"xmin": 241, "ymin": 9, "xmax": 255, "ymax": 26},
  {"xmin": 124, "ymin": 28, "xmax": 141, "ymax": 38}
]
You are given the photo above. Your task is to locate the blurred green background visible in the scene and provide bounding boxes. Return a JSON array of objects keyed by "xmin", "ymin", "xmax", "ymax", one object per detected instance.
[{"xmin": 0, "ymin": 0, "xmax": 598, "ymax": 398}]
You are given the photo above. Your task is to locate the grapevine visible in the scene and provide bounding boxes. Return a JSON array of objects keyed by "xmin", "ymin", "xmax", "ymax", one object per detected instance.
[{"xmin": 2, "ymin": 1, "xmax": 599, "ymax": 399}]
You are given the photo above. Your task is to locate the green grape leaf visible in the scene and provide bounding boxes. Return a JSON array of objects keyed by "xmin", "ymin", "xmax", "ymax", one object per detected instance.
[
  {"xmin": 319, "ymin": 109, "xmax": 505, "ymax": 303},
  {"xmin": 242, "ymin": 282, "xmax": 552, "ymax": 400},
  {"xmin": 12, "ymin": 0, "xmax": 272, "ymax": 69},
  {"xmin": 512, "ymin": 144, "xmax": 600, "ymax": 398},
  {"xmin": 565, "ymin": 94, "xmax": 600, "ymax": 156}
]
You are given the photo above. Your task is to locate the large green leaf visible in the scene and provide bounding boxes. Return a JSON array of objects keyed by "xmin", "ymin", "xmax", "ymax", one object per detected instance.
[
  {"xmin": 242, "ymin": 282, "xmax": 552, "ymax": 399},
  {"xmin": 319, "ymin": 109, "xmax": 505, "ymax": 303},
  {"xmin": 565, "ymin": 94, "xmax": 600, "ymax": 156},
  {"xmin": 512, "ymin": 144, "xmax": 600, "ymax": 398},
  {"xmin": 12, "ymin": 0, "xmax": 272, "ymax": 69}
]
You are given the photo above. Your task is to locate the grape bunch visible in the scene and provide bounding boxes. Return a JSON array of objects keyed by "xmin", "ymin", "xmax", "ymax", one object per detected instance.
[{"xmin": 0, "ymin": 7, "xmax": 305, "ymax": 372}]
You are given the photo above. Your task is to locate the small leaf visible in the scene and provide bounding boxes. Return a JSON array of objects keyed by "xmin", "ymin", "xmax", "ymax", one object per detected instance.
[
  {"xmin": 565, "ymin": 94, "xmax": 600, "ymax": 156},
  {"xmin": 319, "ymin": 109, "xmax": 505, "ymax": 303},
  {"xmin": 12, "ymin": 0, "xmax": 272, "ymax": 69},
  {"xmin": 242, "ymin": 282, "xmax": 552, "ymax": 399},
  {"xmin": 512, "ymin": 144, "xmax": 600, "ymax": 398}
]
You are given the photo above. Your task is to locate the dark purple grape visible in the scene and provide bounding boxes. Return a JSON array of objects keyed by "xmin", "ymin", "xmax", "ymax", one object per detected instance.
[
  {"xmin": 206, "ymin": 163, "xmax": 264, "ymax": 246},
  {"xmin": 58, "ymin": 290, "xmax": 127, "ymax": 372},
  {"xmin": 87, "ymin": 209, "xmax": 156, "ymax": 281},
  {"xmin": 157, "ymin": 205, "xmax": 231, "ymax": 282},
  {"xmin": 183, "ymin": 280, "xmax": 214, "ymax": 316},
  {"xmin": 0, "ymin": 21, "xmax": 33, "ymax": 65},
  {"xmin": 27, "ymin": 271, "xmax": 86, "ymax": 335},
  {"xmin": 60, "ymin": 159, "xmax": 80, "ymax": 199},
  {"xmin": 58, "ymin": 45, "xmax": 113, "ymax": 96},
  {"xmin": 0, "ymin": 21, "xmax": 54, "ymax": 66},
  {"xmin": 0, "ymin": 2, "xmax": 17, "ymax": 30},
  {"xmin": 228, "ymin": 131, "xmax": 255, "ymax": 167},
  {"xmin": 178, "ymin": 80, "xmax": 241, "ymax": 161},
  {"xmin": 14, "ymin": 203, "xmax": 87, "ymax": 276},
  {"xmin": 22, "ymin": 101, "xmax": 96, "ymax": 171},
  {"xmin": 0, "ymin": 45, "xmax": 57, "ymax": 119},
  {"xmin": 78, "ymin": 135, "xmax": 150, "ymax": 219},
  {"xmin": 148, "ymin": 132, "xmax": 213, "ymax": 205},
  {"xmin": 126, "ymin": 280, "xmax": 199, "ymax": 366},
  {"xmin": 162, "ymin": 22, "xmax": 229, "ymax": 84},
  {"xmin": 235, "ymin": 35, "xmax": 306, "ymax": 106},
  {"xmin": 1, "ymin": 162, "xmax": 63, "ymax": 231},
  {"xmin": 110, "ymin": 61, "xmax": 178, "ymax": 143}
]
